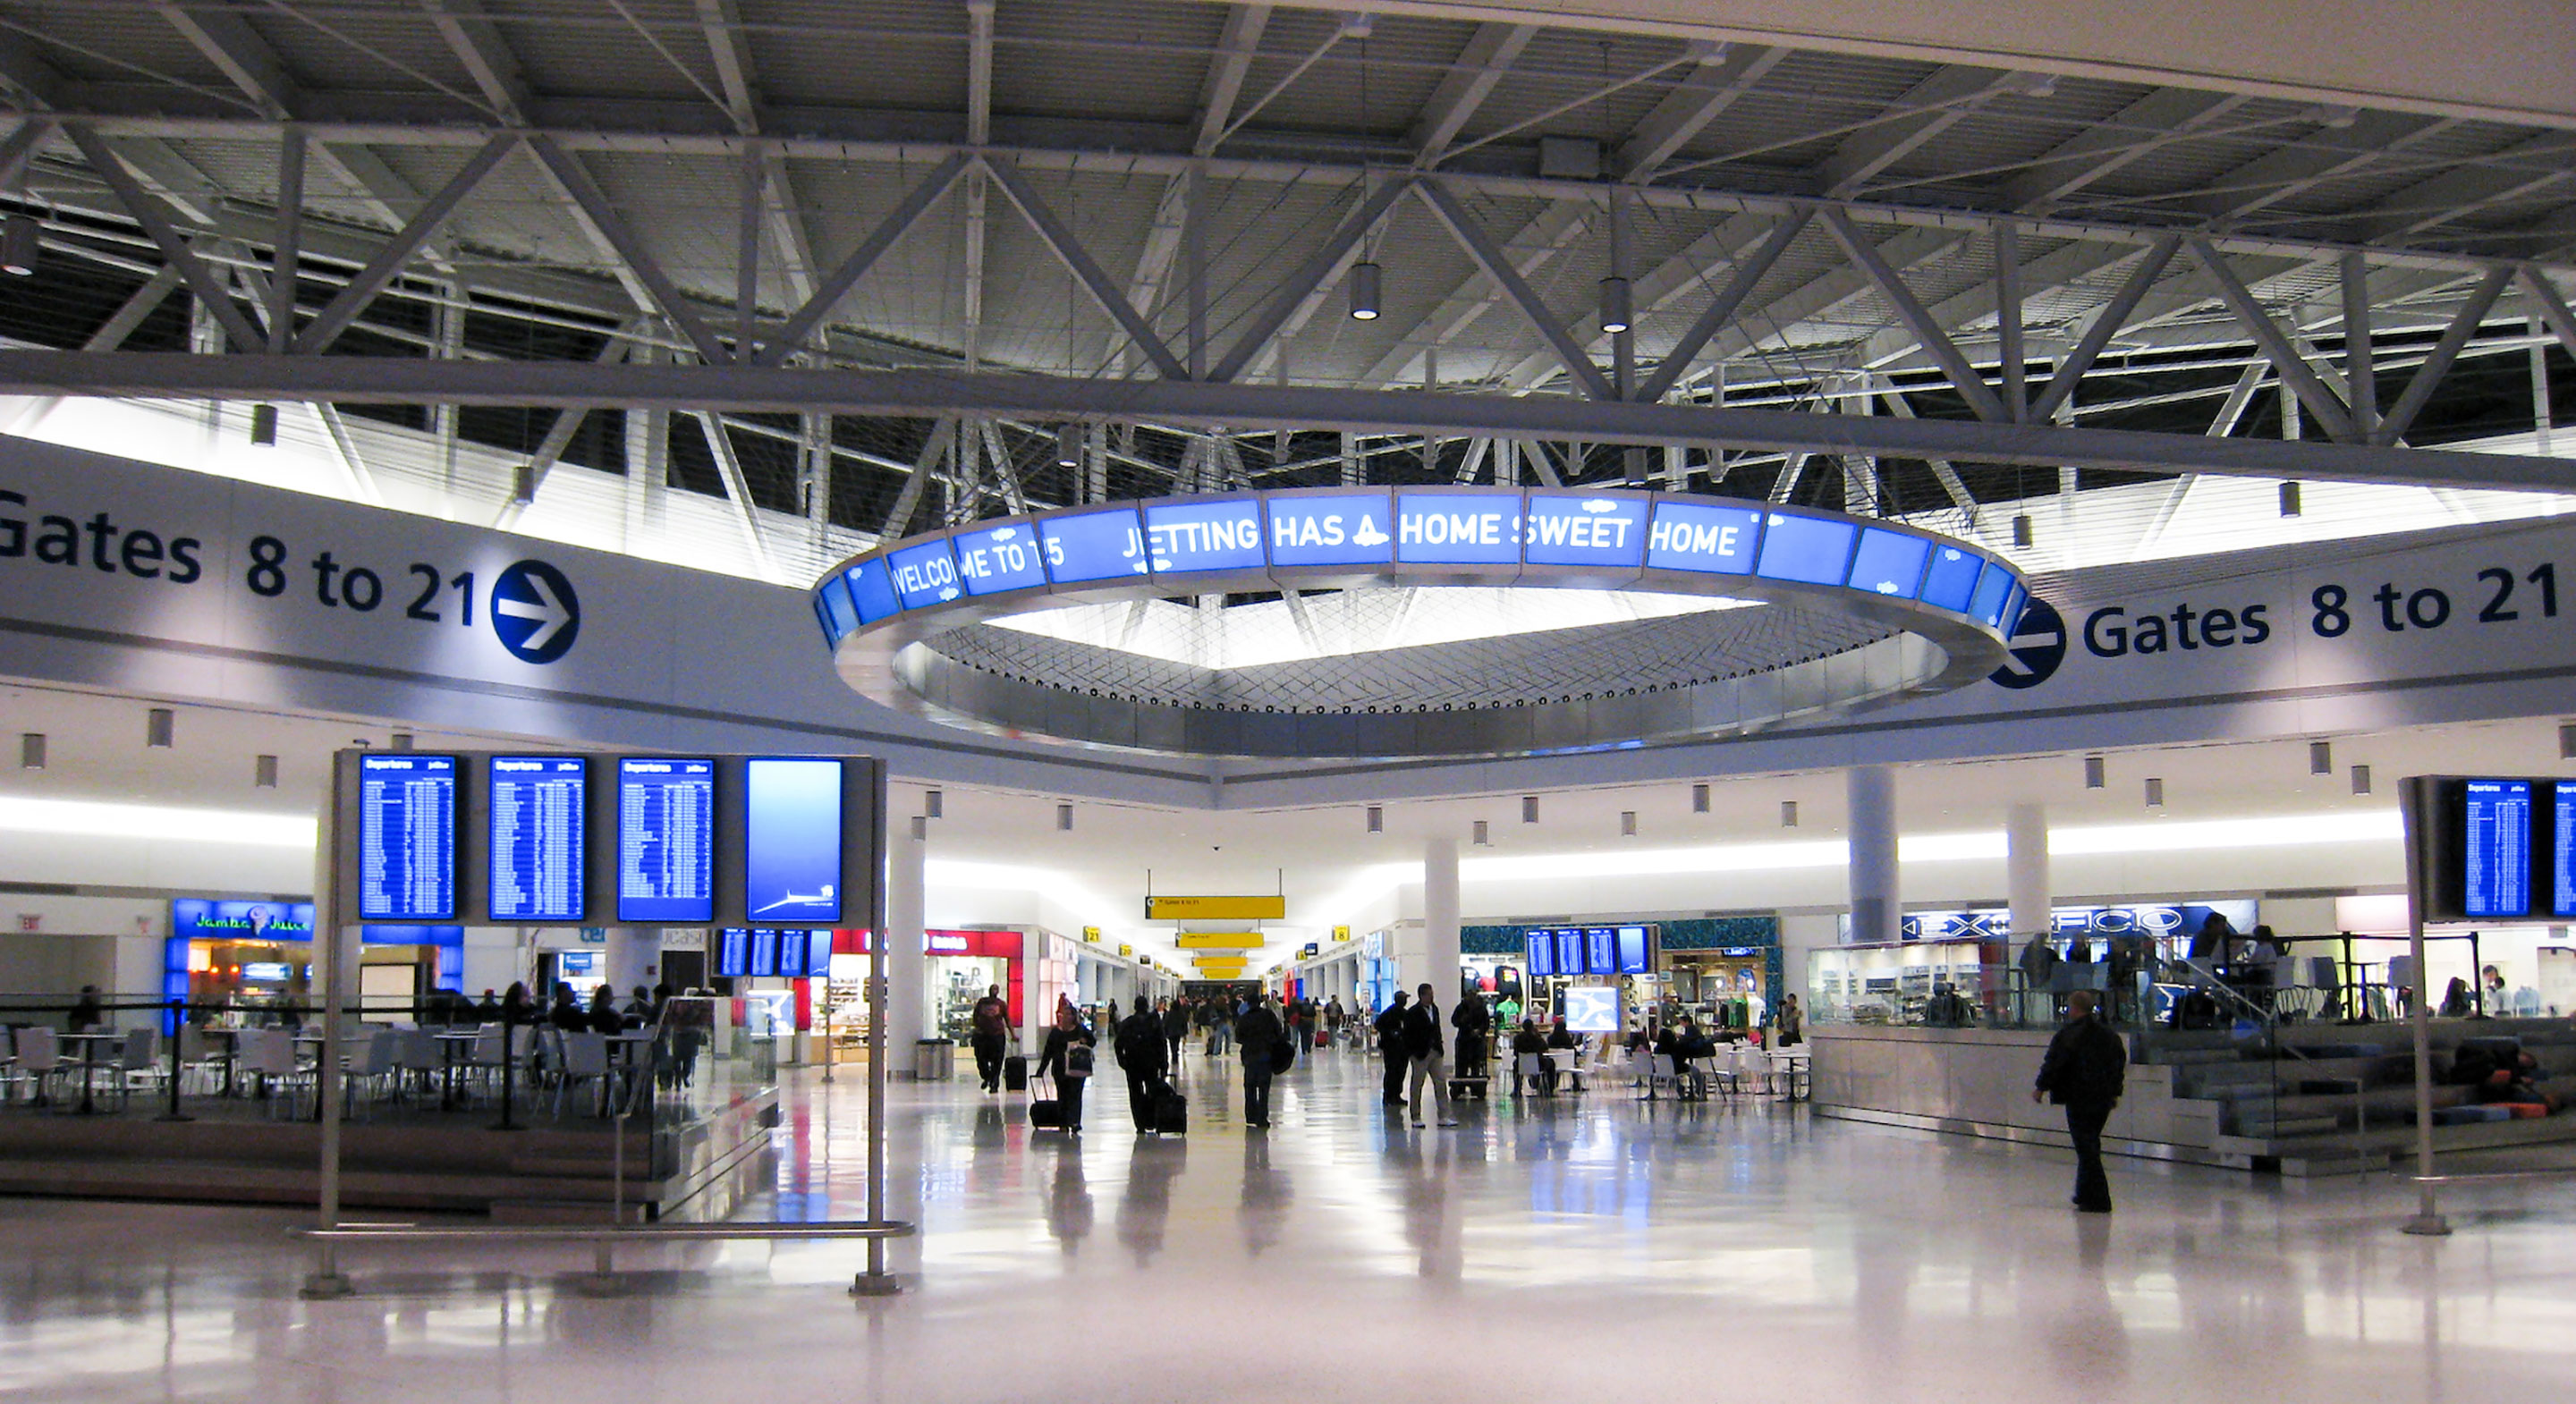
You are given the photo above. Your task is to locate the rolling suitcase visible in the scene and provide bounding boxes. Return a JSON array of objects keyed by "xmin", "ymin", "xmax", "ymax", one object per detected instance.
[
  {"xmin": 1152, "ymin": 1084, "xmax": 1188, "ymax": 1135},
  {"xmin": 1003, "ymin": 1053, "xmax": 1029, "ymax": 1091},
  {"xmin": 1030, "ymin": 1097, "xmax": 1066, "ymax": 1129}
]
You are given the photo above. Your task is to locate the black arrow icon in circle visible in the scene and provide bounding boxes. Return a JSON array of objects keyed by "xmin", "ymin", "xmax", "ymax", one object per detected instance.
[
  {"xmin": 1988, "ymin": 595, "xmax": 2065, "ymax": 690},
  {"xmin": 490, "ymin": 559, "xmax": 580, "ymax": 664}
]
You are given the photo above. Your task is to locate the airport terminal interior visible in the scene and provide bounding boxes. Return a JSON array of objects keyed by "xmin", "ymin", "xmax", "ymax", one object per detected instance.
[{"xmin": 1, "ymin": 1, "xmax": 2574, "ymax": 1400}]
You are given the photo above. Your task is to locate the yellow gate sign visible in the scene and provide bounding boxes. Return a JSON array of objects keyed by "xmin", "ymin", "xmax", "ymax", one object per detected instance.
[
  {"xmin": 1174, "ymin": 932, "xmax": 1265, "ymax": 950},
  {"xmin": 1146, "ymin": 895, "xmax": 1285, "ymax": 920}
]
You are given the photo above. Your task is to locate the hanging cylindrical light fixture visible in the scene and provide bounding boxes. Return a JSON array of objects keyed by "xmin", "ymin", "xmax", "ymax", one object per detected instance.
[
  {"xmin": 1348, "ymin": 261, "xmax": 1382, "ymax": 321},
  {"xmin": 1055, "ymin": 423, "xmax": 1081, "ymax": 469},
  {"xmin": 0, "ymin": 215, "xmax": 38, "ymax": 276},
  {"xmin": 250, "ymin": 403, "xmax": 279, "ymax": 446},
  {"xmin": 1598, "ymin": 275, "xmax": 1632, "ymax": 334},
  {"xmin": 1055, "ymin": 801, "xmax": 1074, "ymax": 832}
]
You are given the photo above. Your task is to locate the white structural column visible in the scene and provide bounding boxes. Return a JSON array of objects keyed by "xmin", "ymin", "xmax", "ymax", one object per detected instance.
[
  {"xmin": 1422, "ymin": 837, "xmax": 1462, "ymax": 1002},
  {"xmin": 886, "ymin": 816, "xmax": 928, "ymax": 1060},
  {"xmin": 600, "ymin": 927, "xmax": 656, "ymax": 999},
  {"xmin": 1846, "ymin": 766, "xmax": 1901, "ymax": 946},
  {"xmin": 2006, "ymin": 803, "xmax": 2050, "ymax": 938}
]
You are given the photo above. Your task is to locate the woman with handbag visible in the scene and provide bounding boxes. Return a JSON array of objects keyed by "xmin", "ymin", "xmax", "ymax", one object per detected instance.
[{"xmin": 1035, "ymin": 997, "xmax": 1097, "ymax": 1134}]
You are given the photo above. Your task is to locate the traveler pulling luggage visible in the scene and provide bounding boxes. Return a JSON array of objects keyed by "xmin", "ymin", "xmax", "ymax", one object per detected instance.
[
  {"xmin": 1003, "ymin": 1053, "xmax": 1029, "ymax": 1092},
  {"xmin": 1151, "ymin": 1078, "xmax": 1188, "ymax": 1135},
  {"xmin": 1029, "ymin": 1096, "xmax": 1066, "ymax": 1129}
]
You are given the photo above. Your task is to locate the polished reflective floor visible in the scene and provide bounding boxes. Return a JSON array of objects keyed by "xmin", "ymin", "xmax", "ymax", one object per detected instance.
[{"xmin": 3, "ymin": 1044, "xmax": 2571, "ymax": 1402}]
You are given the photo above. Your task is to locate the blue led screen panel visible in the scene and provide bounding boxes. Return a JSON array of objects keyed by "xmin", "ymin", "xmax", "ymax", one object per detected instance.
[
  {"xmin": 1039, "ymin": 508, "xmax": 1148, "ymax": 583},
  {"xmin": 2555, "ymin": 782, "xmax": 2576, "ymax": 918},
  {"xmin": 952, "ymin": 521, "xmax": 1050, "ymax": 596},
  {"xmin": 887, "ymin": 539, "xmax": 962, "ymax": 609},
  {"xmin": 1918, "ymin": 546, "xmax": 1985, "ymax": 613},
  {"xmin": 1966, "ymin": 561, "xmax": 2015, "ymax": 628},
  {"xmin": 843, "ymin": 558, "xmax": 902, "ymax": 624},
  {"xmin": 1144, "ymin": 499, "xmax": 1266, "ymax": 575},
  {"xmin": 1562, "ymin": 986, "xmax": 1621, "ymax": 1035},
  {"xmin": 617, "ymin": 758, "xmax": 716, "ymax": 924},
  {"xmin": 1554, "ymin": 929, "xmax": 1587, "ymax": 977},
  {"xmin": 1847, "ymin": 528, "xmax": 1932, "ymax": 599},
  {"xmin": 1615, "ymin": 926, "xmax": 1651, "ymax": 976},
  {"xmin": 1397, "ymin": 493, "xmax": 1521, "ymax": 564},
  {"xmin": 715, "ymin": 928, "xmax": 750, "ymax": 979},
  {"xmin": 1991, "ymin": 582, "xmax": 2028, "ymax": 633},
  {"xmin": 1266, "ymin": 492, "xmax": 1394, "ymax": 567},
  {"xmin": 744, "ymin": 758, "xmax": 843, "ymax": 923},
  {"xmin": 749, "ymin": 928, "xmax": 780, "ymax": 978},
  {"xmin": 358, "ymin": 754, "xmax": 457, "ymax": 922},
  {"xmin": 776, "ymin": 927, "xmax": 809, "ymax": 978},
  {"xmin": 1583, "ymin": 927, "xmax": 1615, "ymax": 974},
  {"xmin": 1527, "ymin": 933, "xmax": 1554, "ymax": 977},
  {"xmin": 1754, "ymin": 512, "xmax": 1858, "ymax": 585},
  {"xmin": 2462, "ymin": 779, "xmax": 2533, "ymax": 918},
  {"xmin": 1522, "ymin": 494, "xmax": 1648, "ymax": 568},
  {"xmin": 1645, "ymin": 502, "xmax": 1761, "ymax": 574},
  {"xmin": 811, "ymin": 591, "xmax": 843, "ymax": 647},
  {"xmin": 488, "ymin": 756, "xmax": 587, "ymax": 923}
]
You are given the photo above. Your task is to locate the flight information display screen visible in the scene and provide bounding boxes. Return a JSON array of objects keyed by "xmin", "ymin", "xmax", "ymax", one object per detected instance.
[
  {"xmin": 1144, "ymin": 499, "xmax": 1266, "ymax": 574},
  {"xmin": 2556, "ymin": 782, "xmax": 2576, "ymax": 918},
  {"xmin": 617, "ymin": 758, "xmax": 716, "ymax": 923},
  {"xmin": 2462, "ymin": 778, "xmax": 2533, "ymax": 918},
  {"xmin": 1526, "ymin": 931, "xmax": 1555, "ymax": 977},
  {"xmin": 1397, "ymin": 493, "xmax": 1521, "ymax": 564},
  {"xmin": 1583, "ymin": 926, "xmax": 1615, "ymax": 974},
  {"xmin": 952, "ymin": 521, "xmax": 1049, "ymax": 596},
  {"xmin": 1754, "ymin": 512, "xmax": 1858, "ymax": 585},
  {"xmin": 1645, "ymin": 502, "xmax": 1761, "ymax": 574},
  {"xmin": 357, "ymin": 754, "xmax": 456, "ymax": 922},
  {"xmin": 1522, "ymin": 494, "xmax": 1648, "ymax": 568},
  {"xmin": 488, "ymin": 756, "xmax": 586, "ymax": 922},
  {"xmin": 748, "ymin": 927, "xmax": 780, "ymax": 977},
  {"xmin": 715, "ymin": 927, "xmax": 750, "ymax": 978},
  {"xmin": 744, "ymin": 758, "xmax": 843, "ymax": 923},
  {"xmin": 1266, "ymin": 492, "xmax": 1394, "ymax": 567},
  {"xmin": 1038, "ymin": 508, "xmax": 1148, "ymax": 582}
]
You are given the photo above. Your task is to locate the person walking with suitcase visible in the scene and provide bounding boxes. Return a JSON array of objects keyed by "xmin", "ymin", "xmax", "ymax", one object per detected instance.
[
  {"xmin": 1374, "ymin": 991, "xmax": 1411, "ymax": 1107},
  {"xmin": 1035, "ymin": 998, "xmax": 1097, "ymax": 1134},
  {"xmin": 2032, "ymin": 990, "xmax": 2126, "ymax": 1213},
  {"xmin": 1402, "ymin": 984, "xmax": 1457, "ymax": 1128},
  {"xmin": 1159, "ymin": 997, "xmax": 1188, "ymax": 1068},
  {"xmin": 970, "ymin": 985, "xmax": 1011, "ymax": 1093},
  {"xmin": 1117, "ymin": 1001, "xmax": 1169, "ymax": 1134},
  {"xmin": 1236, "ymin": 991, "xmax": 1284, "ymax": 1129}
]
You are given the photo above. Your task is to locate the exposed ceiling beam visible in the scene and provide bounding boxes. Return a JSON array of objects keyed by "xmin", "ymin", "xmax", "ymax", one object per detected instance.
[
  {"xmin": 1410, "ymin": 22, "xmax": 1538, "ymax": 166},
  {"xmin": 2180, "ymin": 110, "xmax": 2449, "ymax": 223},
  {"xmin": 1823, "ymin": 210, "xmax": 2008, "ymax": 420},
  {"xmin": 985, "ymin": 160, "xmax": 1191, "ymax": 381},
  {"xmin": 524, "ymin": 133, "xmax": 727, "ymax": 359},
  {"xmin": 1614, "ymin": 43, "xmax": 1785, "ymax": 183},
  {"xmin": 1818, "ymin": 66, "xmax": 2034, "ymax": 200},
  {"xmin": 419, "ymin": 0, "xmax": 532, "ymax": 124},
  {"xmin": 6, "ymin": 351, "xmax": 2565, "ymax": 494},
  {"xmin": 1416, "ymin": 180, "xmax": 1615, "ymax": 400},
  {"xmin": 692, "ymin": 0, "xmax": 760, "ymax": 135},
  {"xmin": 57, "ymin": 124, "xmax": 263, "ymax": 350},
  {"xmin": 2001, "ymin": 88, "xmax": 2248, "ymax": 214},
  {"xmin": 293, "ymin": 132, "xmax": 519, "ymax": 353},
  {"xmin": 1358, "ymin": 203, "xmax": 1589, "ymax": 386},
  {"xmin": 965, "ymin": 0, "xmax": 995, "ymax": 148},
  {"xmin": 2360, "ymin": 132, "xmax": 2576, "ymax": 243},
  {"xmin": 1193, "ymin": 5, "xmax": 1273, "ymax": 157},
  {"xmin": 2189, "ymin": 237, "xmax": 2358, "ymax": 440}
]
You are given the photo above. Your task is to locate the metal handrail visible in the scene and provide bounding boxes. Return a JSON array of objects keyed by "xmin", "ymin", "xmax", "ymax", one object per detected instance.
[{"xmin": 301, "ymin": 1220, "xmax": 913, "ymax": 1241}]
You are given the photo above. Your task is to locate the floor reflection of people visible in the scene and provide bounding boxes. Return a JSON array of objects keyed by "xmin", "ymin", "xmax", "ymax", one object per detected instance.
[
  {"xmin": 1239, "ymin": 1129, "xmax": 1292, "ymax": 1256},
  {"xmin": 1116, "ymin": 1136, "xmax": 1186, "ymax": 1266},
  {"xmin": 2038, "ymin": 1214, "xmax": 2131, "ymax": 1386},
  {"xmin": 1044, "ymin": 1140, "xmax": 1092, "ymax": 1257},
  {"xmin": 1389, "ymin": 1121, "xmax": 1463, "ymax": 1283}
]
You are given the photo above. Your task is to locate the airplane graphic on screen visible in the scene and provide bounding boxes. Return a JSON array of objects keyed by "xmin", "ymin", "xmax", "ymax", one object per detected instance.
[{"xmin": 754, "ymin": 885, "xmax": 835, "ymax": 916}]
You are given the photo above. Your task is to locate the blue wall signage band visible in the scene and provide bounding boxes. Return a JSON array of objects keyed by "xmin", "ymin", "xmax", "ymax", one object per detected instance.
[{"xmin": 812, "ymin": 487, "xmax": 2027, "ymax": 647}]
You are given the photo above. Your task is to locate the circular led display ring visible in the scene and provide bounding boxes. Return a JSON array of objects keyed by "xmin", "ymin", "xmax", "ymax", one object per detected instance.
[{"xmin": 809, "ymin": 486, "xmax": 2031, "ymax": 759}]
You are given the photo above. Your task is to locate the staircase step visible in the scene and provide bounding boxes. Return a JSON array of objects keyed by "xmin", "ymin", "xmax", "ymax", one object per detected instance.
[{"xmin": 2234, "ymin": 1114, "xmax": 2340, "ymax": 1137}]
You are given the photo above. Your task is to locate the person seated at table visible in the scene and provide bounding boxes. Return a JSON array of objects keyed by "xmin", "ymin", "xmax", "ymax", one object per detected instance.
[
  {"xmin": 548, "ymin": 983, "xmax": 587, "ymax": 1031},
  {"xmin": 1651, "ymin": 1023, "xmax": 1680, "ymax": 1060},
  {"xmin": 586, "ymin": 985, "xmax": 624, "ymax": 1035},
  {"xmin": 623, "ymin": 985, "xmax": 658, "ymax": 1028},
  {"xmin": 1511, "ymin": 1019, "xmax": 1550, "ymax": 1095},
  {"xmin": 1546, "ymin": 1019, "xmax": 1578, "ymax": 1051},
  {"xmin": 475, "ymin": 989, "xmax": 503, "ymax": 1021},
  {"xmin": 1675, "ymin": 1020, "xmax": 1718, "ymax": 1062},
  {"xmin": 65, "ymin": 985, "xmax": 103, "ymax": 1033},
  {"xmin": 501, "ymin": 982, "xmax": 534, "ymax": 1026}
]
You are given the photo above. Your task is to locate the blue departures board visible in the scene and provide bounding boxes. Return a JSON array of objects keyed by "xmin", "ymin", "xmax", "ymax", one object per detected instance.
[
  {"xmin": 488, "ymin": 756, "xmax": 587, "ymax": 922},
  {"xmin": 358, "ymin": 755, "xmax": 457, "ymax": 921},
  {"xmin": 618, "ymin": 758, "xmax": 716, "ymax": 923},
  {"xmin": 2462, "ymin": 779, "xmax": 2533, "ymax": 918},
  {"xmin": 715, "ymin": 927, "xmax": 751, "ymax": 978},
  {"xmin": 743, "ymin": 758, "xmax": 843, "ymax": 922},
  {"xmin": 2558, "ymin": 782, "xmax": 2576, "ymax": 918}
]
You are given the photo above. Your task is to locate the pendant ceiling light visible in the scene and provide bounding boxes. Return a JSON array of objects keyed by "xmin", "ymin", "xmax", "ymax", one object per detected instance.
[{"xmin": 1348, "ymin": 261, "xmax": 1381, "ymax": 321}]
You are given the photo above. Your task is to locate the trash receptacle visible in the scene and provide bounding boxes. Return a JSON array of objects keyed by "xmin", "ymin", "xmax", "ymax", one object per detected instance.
[{"xmin": 913, "ymin": 1037, "xmax": 954, "ymax": 1081}]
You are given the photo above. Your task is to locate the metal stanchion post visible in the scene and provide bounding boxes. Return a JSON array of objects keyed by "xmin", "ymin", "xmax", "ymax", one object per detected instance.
[
  {"xmin": 2398, "ymin": 777, "xmax": 2451, "ymax": 1237},
  {"xmin": 492, "ymin": 1006, "xmax": 522, "ymax": 1132},
  {"xmin": 303, "ymin": 761, "xmax": 355, "ymax": 1298},
  {"xmin": 157, "ymin": 999, "xmax": 192, "ymax": 1122},
  {"xmin": 852, "ymin": 795, "xmax": 901, "ymax": 1298}
]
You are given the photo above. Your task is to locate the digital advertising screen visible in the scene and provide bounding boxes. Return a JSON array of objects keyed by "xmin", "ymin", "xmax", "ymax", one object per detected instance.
[
  {"xmin": 812, "ymin": 579, "xmax": 857, "ymax": 645},
  {"xmin": 952, "ymin": 521, "xmax": 1050, "ymax": 596},
  {"xmin": 1918, "ymin": 546, "xmax": 1986, "ymax": 613},
  {"xmin": 744, "ymin": 757, "xmax": 843, "ymax": 923},
  {"xmin": 1846, "ymin": 528, "xmax": 1931, "ymax": 599},
  {"xmin": 1562, "ymin": 985, "xmax": 1622, "ymax": 1035},
  {"xmin": 1966, "ymin": 562, "xmax": 2016, "ymax": 630},
  {"xmin": 357, "ymin": 754, "xmax": 457, "ymax": 922},
  {"xmin": 1645, "ymin": 502, "xmax": 1761, "ymax": 574},
  {"xmin": 488, "ymin": 756, "xmax": 587, "ymax": 923},
  {"xmin": 2462, "ymin": 778, "xmax": 2534, "ymax": 918},
  {"xmin": 1266, "ymin": 491, "xmax": 1394, "ymax": 567},
  {"xmin": 1397, "ymin": 492, "xmax": 1521, "ymax": 565},
  {"xmin": 1143, "ymin": 499, "xmax": 1266, "ymax": 574},
  {"xmin": 842, "ymin": 557, "xmax": 902, "ymax": 623},
  {"xmin": 617, "ymin": 757, "xmax": 716, "ymax": 924},
  {"xmin": 1521, "ymin": 494, "xmax": 1648, "ymax": 569},
  {"xmin": 886, "ymin": 539, "xmax": 962, "ymax": 609},
  {"xmin": 1614, "ymin": 925, "xmax": 1653, "ymax": 976},
  {"xmin": 1038, "ymin": 508, "xmax": 1148, "ymax": 582},
  {"xmin": 1753, "ymin": 512, "xmax": 1858, "ymax": 586}
]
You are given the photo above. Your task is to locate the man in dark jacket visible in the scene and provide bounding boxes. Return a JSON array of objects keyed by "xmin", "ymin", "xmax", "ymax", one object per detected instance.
[
  {"xmin": 969, "ymin": 985, "xmax": 1011, "ymax": 1093},
  {"xmin": 1451, "ymin": 992, "xmax": 1492, "ymax": 1079},
  {"xmin": 1117, "ymin": 1002, "xmax": 1169, "ymax": 1133},
  {"xmin": 1373, "ymin": 991, "xmax": 1411, "ymax": 1106},
  {"xmin": 1401, "ymin": 984, "xmax": 1456, "ymax": 1128},
  {"xmin": 1160, "ymin": 997, "xmax": 1189, "ymax": 1067},
  {"xmin": 1235, "ymin": 993, "xmax": 1284, "ymax": 1129},
  {"xmin": 2033, "ymin": 991, "xmax": 2128, "ymax": 1213}
]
